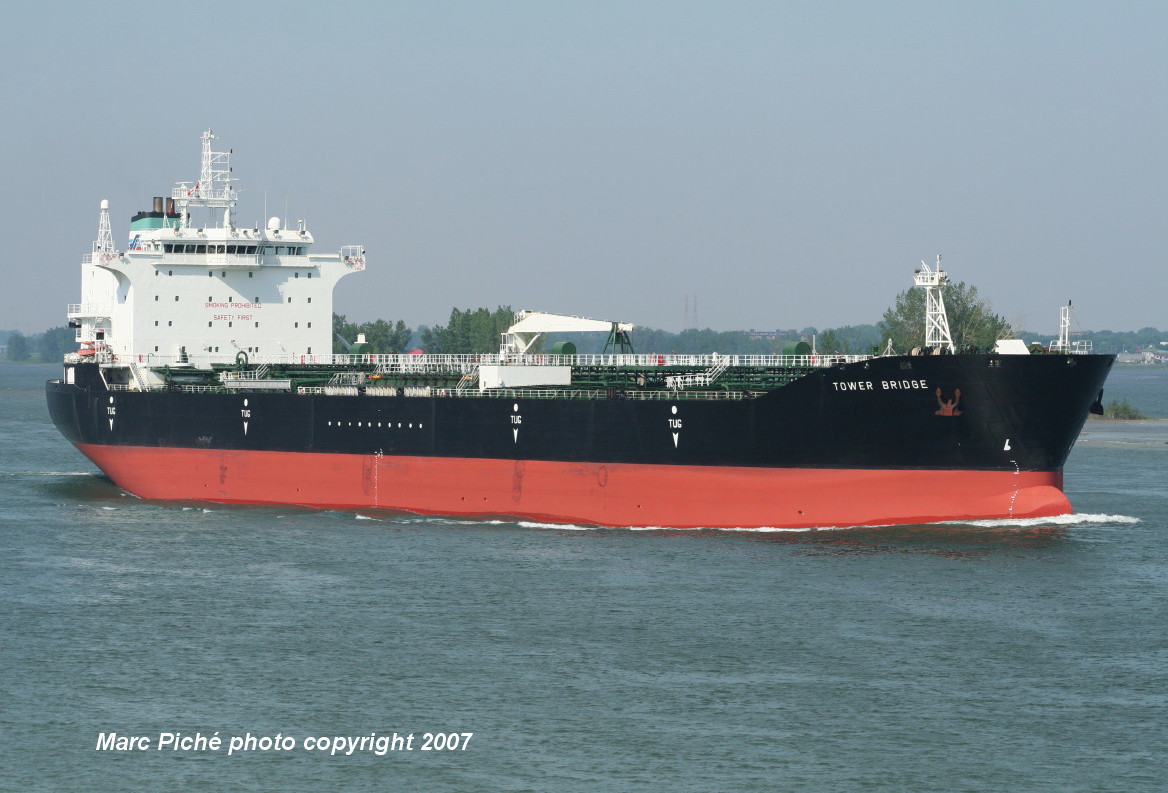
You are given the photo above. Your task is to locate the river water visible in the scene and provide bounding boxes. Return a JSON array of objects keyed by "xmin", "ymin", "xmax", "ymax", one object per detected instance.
[{"xmin": 2, "ymin": 363, "xmax": 1165, "ymax": 791}]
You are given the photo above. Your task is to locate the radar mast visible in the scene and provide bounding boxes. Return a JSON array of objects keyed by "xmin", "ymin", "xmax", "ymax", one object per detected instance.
[
  {"xmin": 172, "ymin": 129, "xmax": 237, "ymax": 230},
  {"xmin": 914, "ymin": 254, "xmax": 954, "ymax": 353},
  {"xmin": 94, "ymin": 199, "xmax": 113, "ymax": 253}
]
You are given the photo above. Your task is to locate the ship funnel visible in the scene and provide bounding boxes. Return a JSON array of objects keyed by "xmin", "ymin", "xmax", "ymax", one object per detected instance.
[{"xmin": 153, "ymin": 196, "xmax": 164, "ymax": 213}]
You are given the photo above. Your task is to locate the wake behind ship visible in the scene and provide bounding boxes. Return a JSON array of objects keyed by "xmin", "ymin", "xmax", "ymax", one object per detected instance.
[{"xmin": 47, "ymin": 131, "xmax": 1114, "ymax": 528}]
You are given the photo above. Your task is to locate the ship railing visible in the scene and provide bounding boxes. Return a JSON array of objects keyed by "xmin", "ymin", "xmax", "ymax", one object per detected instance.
[
  {"xmin": 66, "ymin": 303, "xmax": 112, "ymax": 319},
  {"xmin": 293, "ymin": 385, "xmax": 431, "ymax": 397},
  {"xmin": 294, "ymin": 352, "xmax": 870, "ymax": 370},
  {"xmin": 432, "ymin": 387, "xmax": 747, "ymax": 401},
  {"xmin": 220, "ymin": 369, "xmax": 269, "ymax": 381},
  {"xmin": 341, "ymin": 245, "xmax": 366, "ymax": 271},
  {"xmin": 279, "ymin": 385, "xmax": 749, "ymax": 400},
  {"xmin": 157, "ymin": 252, "xmax": 264, "ymax": 267},
  {"xmin": 625, "ymin": 388, "xmax": 746, "ymax": 401},
  {"xmin": 1048, "ymin": 340, "xmax": 1095, "ymax": 355},
  {"xmin": 327, "ymin": 371, "xmax": 367, "ymax": 386},
  {"xmin": 122, "ymin": 351, "xmax": 873, "ymax": 371}
]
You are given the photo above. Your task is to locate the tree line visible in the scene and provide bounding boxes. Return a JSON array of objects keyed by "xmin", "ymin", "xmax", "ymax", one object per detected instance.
[
  {"xmin": 1, "ymin": 328, "xmax": 76, "ymax": 363},
  {"xmin": 328, "ymin": 285, "xmax": 1019, "ymax": 357},
  {"xmin": 331, "ymin": 307, "xmax": 519, "ymax": 355},
  {"xmin": 880, "ymin": 281, "xmax": 1014, "ymax": 353},
  {"xmin": 330, "ymin": 288, "xmax": 1164, "ymax": 357}
]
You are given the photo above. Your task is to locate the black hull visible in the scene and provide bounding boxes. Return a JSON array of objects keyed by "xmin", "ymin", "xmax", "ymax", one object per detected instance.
[{"xmin": 48, "ymin": 353, "xmax": 1112, "ymax": 473}]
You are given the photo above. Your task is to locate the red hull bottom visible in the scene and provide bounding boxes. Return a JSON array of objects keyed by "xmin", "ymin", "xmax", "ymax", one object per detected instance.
[{"xmin": 75, "ymin": 444, "xmax": 1070, "ymax": 529}]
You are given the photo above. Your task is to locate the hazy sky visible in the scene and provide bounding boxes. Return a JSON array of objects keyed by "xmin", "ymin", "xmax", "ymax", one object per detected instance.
[{"xmin": 1, "ymin": 1, "xmax": 1163, "ymax": 337}]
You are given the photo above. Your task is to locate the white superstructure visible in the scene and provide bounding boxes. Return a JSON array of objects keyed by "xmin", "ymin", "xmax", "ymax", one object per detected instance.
[{"xmin": 68, "ymin": 130, "xmax": 364, "ymax": 366}]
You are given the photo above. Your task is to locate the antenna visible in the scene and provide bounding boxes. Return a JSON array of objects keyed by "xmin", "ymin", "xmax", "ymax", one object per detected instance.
[{"xmin": 913, "ymin": 254, "xmax": 954, "ymax": 353}]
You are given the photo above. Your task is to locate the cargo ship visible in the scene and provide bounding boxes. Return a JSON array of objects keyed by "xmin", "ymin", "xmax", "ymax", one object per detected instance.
[{"xmin": 46, "ymin": 131, "xmax": 1114, "ymax": 528}]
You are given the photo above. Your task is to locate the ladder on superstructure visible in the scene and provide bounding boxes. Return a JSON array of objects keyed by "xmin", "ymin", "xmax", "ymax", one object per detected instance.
[
  {"xmin": 666, "ymin": 354, "xmax": 729, "ymax": 390},
  {"xmin": 127, "ymin": 360, "xmax": 150, "ymax": 392}
]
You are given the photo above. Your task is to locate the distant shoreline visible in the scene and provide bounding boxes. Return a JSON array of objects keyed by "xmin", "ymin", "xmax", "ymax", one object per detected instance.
[{"xmin": 1086, "ymin": 417, "xmax": 1168, "ymax": 423}]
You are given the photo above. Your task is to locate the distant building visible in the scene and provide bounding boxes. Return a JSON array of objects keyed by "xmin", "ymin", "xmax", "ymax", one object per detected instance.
[
  {"xmin": 1117, "ymin": 351, "xmax": 1168, "ymax": 364},
  {"xmin": 744, "ymin": 329, "xmax": 798, "ymax": 341}
]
